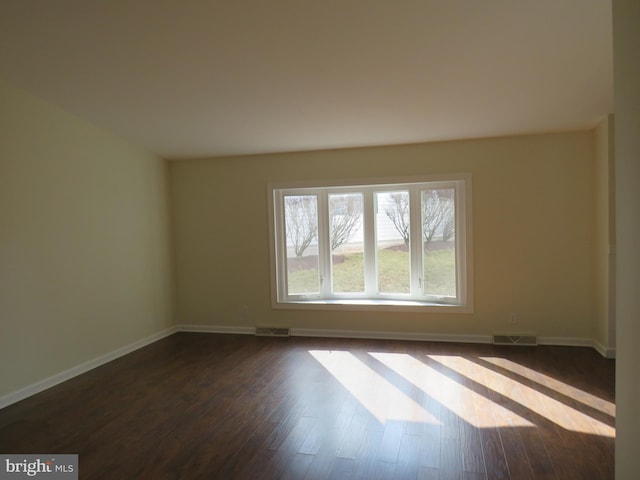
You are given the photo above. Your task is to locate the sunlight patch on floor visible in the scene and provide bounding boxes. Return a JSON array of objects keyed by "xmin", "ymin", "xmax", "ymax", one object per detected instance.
[
  {"xmin": 309, "ymin": 350, "xmax": 440, "ymax": 425},
  {"xmin": 430, "ymin": 355, "xmax": 615, "ymax": 438},
  {"xmin": 369, "ymin": 352, "xmax": 533, "ymax": 428},
  {"xmin": 479, "ymin": 356, "xmax": 615, "ymax": 417}
]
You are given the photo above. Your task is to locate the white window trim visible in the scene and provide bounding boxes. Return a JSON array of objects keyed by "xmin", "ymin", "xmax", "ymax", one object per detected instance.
[{"xmin": 267, "ymin": 174, "xmax": 474, "ymax": 313}]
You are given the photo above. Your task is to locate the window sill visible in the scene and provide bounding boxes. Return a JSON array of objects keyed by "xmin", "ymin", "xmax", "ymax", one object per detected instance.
[{"xmin": 273, "ymin": 299, "xmax": 473, "ymax": 314}]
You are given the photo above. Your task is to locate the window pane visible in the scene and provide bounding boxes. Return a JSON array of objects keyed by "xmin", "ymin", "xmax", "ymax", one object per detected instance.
[
  {"xmin": 284, "ymin": 195, "xmax": 319, "ymax": 295},
  {"xmin": 422, "ymin": 188, "xmax": 456, "ymax": 297},
  {"xmin": 329, "ymin": 193, "xmax": 364, "ymax": 293},
  {"xmin": 376, "ymin": 191, "xmax": 410, "ymax": 294}
]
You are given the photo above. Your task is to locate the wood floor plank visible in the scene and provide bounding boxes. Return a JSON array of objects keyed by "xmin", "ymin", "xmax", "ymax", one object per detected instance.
[
  {"xmin": 0, "ymin": 334, "xmax": 615, "ymax": 479},
  {"xmin": 477, "ymin": 427, "xmax": 510, "ymax": 480},
  {"xmin": 303, "ymin": 436, "xmax": 341, "ymax": 479},
  {"xmin": 377, "ymin": 420, "xmax": 405, "ymax": 464},
  {"xmin": 517, "ymin": 427, "xmax": 556, "ymax": 479},
  {"xmin": 349, "ymin": 428, "xmax": 385, "ymax": 480},
  {"xmin": 418, "ymin": 424, "xmax": 441, "ymax": 470},
  {"xmin": 371, "ymin": 461, "xmax": 397, "ymax": 480},
  {"xmin": 327, "ymin": 457, "xmax": 355, "ymax": 480},
  {"xmin": 497, "ymin": 426, "xmax": 534, "ymax": 480},
  {"xmin": 460, "ymin": 422, "xmax": 485, "ymax": 476},
  {"xmin": 336, "ymin": 405, "xmax": 371, "ymax": 460},
  {"xmin": 393, "ymin": 433, "xmax": 421, "ymax": 480},
  {"xmin": 416, "ymin": 466, "xmax": 439, "ymax": 479},
  {"xmin": 280, "ymin": 453, "xmax": 314, "ymax": 480},
  {"xmin": 440, "ymin": 437, "xmax": 463, "ymax": 474}
]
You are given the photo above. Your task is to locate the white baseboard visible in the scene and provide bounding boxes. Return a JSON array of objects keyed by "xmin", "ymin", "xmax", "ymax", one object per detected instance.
[
  {"xmin": 1, "ymin": 324, "xmax": 614, "ymax": 410},
  {"xmin": 538, "ymin": 336, "xmax": 616, "ymax": 359},
  {"xmin": 0, "ymin": 326, "xmax": 178, "ymax": 410},
  {"xmin": 173, "ymin": 326, "xmax": 617, "ymax": 359},
  {"xmin": 592, "ymin": 339, "xmax": 617, "ymax": 359},
  {"xmin": 177, "ymin": 324, "xmax": 254, "ymax": 335},
  {"xmin": 291, "ymin": 328, "xmax": 493, "ymax": 345},
  {"xmin": 537, "ymin": 336, "xmax": 594, "ymax": 348}
]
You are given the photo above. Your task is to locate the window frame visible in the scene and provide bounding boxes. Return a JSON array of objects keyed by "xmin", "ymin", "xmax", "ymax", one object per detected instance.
[{"xmin": 268, "ymin": 174, "xmax": 473, "ymax": 313}]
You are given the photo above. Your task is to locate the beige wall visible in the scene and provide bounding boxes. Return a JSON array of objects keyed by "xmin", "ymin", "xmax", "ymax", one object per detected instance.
[
  {"xmin": 613, "ymin": 1, "xmax": 640, "ymax": 478},
  {"xmin": 0, "ymin": 80, "xmax": 174, "ymax": 398},
  {"xmin": 594, "ymin": 114, "xmax": 616, "ymax": 355},
  {"xmin": 170, "ymin": 132, "xmax": 595, "ymax": 339}
]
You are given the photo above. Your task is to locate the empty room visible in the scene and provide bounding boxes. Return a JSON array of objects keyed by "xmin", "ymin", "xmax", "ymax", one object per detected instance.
[{"xmin": 1, "ymin": 1, "xmax": 639, "ymax": 479}]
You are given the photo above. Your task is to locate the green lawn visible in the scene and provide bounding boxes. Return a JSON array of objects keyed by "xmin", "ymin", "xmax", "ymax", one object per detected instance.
[
  {"xmin": 423, "ymin": 247, "xmax": 456, "ymax": 296},
  {"xmin": 288, "ymin": 246, "xmax": 455, "ymax": 296}
]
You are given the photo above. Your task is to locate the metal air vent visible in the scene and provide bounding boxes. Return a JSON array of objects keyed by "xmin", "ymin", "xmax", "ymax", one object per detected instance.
[
  {"xmin": 493, "ymin": 334, "xmax": 538, "ymax": 346},
  {"xmin": 255, "ymin": 327, "xmax": 291, "ymax": 337}
]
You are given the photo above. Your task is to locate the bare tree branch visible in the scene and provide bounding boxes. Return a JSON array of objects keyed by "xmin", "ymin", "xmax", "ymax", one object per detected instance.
[
  {"xmin": 423, "ymin": 189, "xmax": 455, "ymax": 244},
  {"xmin": 384, "ymin": 192, "xmax": 410, "ymax": 245},
  {"xmin": 330, "ymin": 195, "xmax": 362, "ymax": 251},
  {"xmin": 284, "ymin": 196, "xmax": 317, "ymax": 258}
]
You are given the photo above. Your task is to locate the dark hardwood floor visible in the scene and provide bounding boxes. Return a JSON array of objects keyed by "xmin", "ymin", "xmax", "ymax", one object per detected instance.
[{"xmin": 0, "ymin": 333, "xmax": 615, "ymax": 479}]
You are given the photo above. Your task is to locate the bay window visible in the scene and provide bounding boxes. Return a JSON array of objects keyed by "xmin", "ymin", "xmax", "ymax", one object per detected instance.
[{"xmin": 269, "ymin": 174, "xmax": 472, "ymax": 311}]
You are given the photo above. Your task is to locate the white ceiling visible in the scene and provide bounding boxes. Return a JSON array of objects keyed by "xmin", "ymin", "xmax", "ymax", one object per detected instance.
[{"xmin": 0, "ymin": 1, "xmax": 613, "ymax": 159}]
